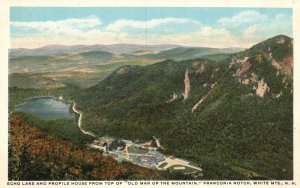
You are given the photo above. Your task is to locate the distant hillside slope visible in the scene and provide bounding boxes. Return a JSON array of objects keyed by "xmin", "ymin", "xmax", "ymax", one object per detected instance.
[
  {"xmin": 9, "ymin": 50, "xmax": 114, "ymax": 73},
  {"xmin": 11, "ymin": 46, "xmax": 228, "ymax": 74},
  {"xmin": 9, "ymin": 44, "xmax": 243, "ymax": 89},
  {"xmin": 9, "ymin": 44, "xmax": 180, "ymax": 58},
  {"xmin": 122, "ymin": 47, "xmax": 243, "ymax": 61},
  {"xmin": 75, "ymin": 35, "xmax": 293, "ymax": 180}
]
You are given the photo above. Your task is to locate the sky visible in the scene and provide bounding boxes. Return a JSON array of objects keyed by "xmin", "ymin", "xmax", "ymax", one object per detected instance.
[{"xmin": 10, "ymin": 7, "xmax": 292, "ymax": 49}]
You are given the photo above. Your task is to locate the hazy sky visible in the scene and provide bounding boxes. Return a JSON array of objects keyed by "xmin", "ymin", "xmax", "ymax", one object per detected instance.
[{"xmin": 10, "ymin": 7, "xmax": 292, "ymax": 49}]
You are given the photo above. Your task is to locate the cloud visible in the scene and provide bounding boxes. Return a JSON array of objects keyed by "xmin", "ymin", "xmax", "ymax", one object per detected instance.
[
  {"xmin": 11, "ymin": 16, "xmax": 102, "ymax": 36},
  {"xmin": 11, "ymin": 32, "xmax": 134, "ymax": 49},
  {"xmin": 146, "ymin": 27, "xmax": 244, "ymax": 48},
  {"xmin": 243, "ymin": 13, "xmax": 292, "ymax": 40},
  {"xmin": 11, "ymin": 16, "xmax": 204, "ymax": 48},
  {"xmin": 218, "ymin": 11, "xmax": 267, "ymax": 26},
  {"xmin": 10, "ymin": 12, "xmax": 292, "ymax": 49},
  {"xmin": 216, "ymin": 11, "xmax": 292, "ymax": 46},
  {"xmin": 106, "ymin": 17, "xmax": 201, "ymax": 31},
  {"xmin": 196, "ymin": 26, "xmax": 229, "ymax": 37},
  {"xmin": 11, "ymin": 16, "xmax": 148, "ymax": 48}
]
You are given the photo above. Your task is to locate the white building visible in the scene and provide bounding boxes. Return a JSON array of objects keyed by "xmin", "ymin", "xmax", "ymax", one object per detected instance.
[{"xmin": 122, "ymin": 139, "xmax": 133, "ymax": 145}]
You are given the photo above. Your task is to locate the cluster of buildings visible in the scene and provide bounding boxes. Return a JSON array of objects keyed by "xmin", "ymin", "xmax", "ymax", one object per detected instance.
[
  {"xmin": 89, "ymin": 136, "xmax": 202, "ymax": 177},
  {"xmin": 90, "ymin": 139, "xmax": 108, "ymax": 152},
  {"xmin": 128, "ymin": 146, "xmax": 165, "ymax": 169},
  {"xmin": 90, "ymin": 137, "xmax": 114, "ymax": 152},
  {"xmin": 89, "ymin": 137, "xmax": 165, "ymax": 169}
]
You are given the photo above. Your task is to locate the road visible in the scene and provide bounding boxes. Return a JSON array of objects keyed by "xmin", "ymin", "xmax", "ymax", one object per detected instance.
[
  {"xmin": 72, "ymin": 102, "xmax": 96, "ymax": 137},
  {"xmin": 156, "ymin": 156, "xmax": 202, "ymax": 171}
]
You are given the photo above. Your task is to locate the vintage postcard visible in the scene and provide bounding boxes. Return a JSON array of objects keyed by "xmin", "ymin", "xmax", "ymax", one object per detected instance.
[{"xmin": 0, "ymin": 0, "xmax": 299, "ymax": 187}]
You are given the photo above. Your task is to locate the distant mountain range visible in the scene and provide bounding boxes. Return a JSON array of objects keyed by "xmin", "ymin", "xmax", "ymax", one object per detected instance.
[
  {"xmin": 121, "ymin": 47, "xmax": 244, "ymax": 61},
  {"xmin": 9, "ymin": 43, "xmax": 244, "ymax": 59},
  {"xmin": 9, "ymin": 44, "xmax": 181, "ymax": 58},
  {"xmin": 9, "ymin": 44, "xmax": 243, "ymax": 75}
]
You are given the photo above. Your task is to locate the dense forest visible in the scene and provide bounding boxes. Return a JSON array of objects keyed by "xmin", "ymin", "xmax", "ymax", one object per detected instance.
[
  {"xmin": 9, "ymin": 115, "xmax": 203, "ymax": 180},
  {"xmin": 8, "ymin": 115, "xmax": 164, "ymax": 180},
  {"xmin": 73, "ymin": 35, "xmax": 293, "ymax": 179}
]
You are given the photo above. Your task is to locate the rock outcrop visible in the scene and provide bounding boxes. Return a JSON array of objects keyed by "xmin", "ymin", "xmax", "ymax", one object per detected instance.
[
  {"xmin": 255, "ymin": 78, "xmax": 269, "ymax": 97},
  {"xmin": 192, "ymin": 94, "xmax": 209, "ymax": 113},
  {"xmin": 192, "ymin": 82, "xmax": 216, "ymax": 113},
  {"xmin": 166, "ymin": 93, "xmax": 178, "ymax": 103},
  {"xmin": 116, "ymin": 66, "xmax": 130, "ymax": 74},
  {"xmin": 196, "ymin": 64, "xmax": 205, "ymax": 76},
  {"xmin": 182, "ymin": 69, "xmax": 191, "ymax": 100},
  {"xmin": 236, "ymin": 61, "xmax": 252, "ymax": 77},
  {"xmin": 242, "ymin": 79, "xmax": 250, "ymax": 85},
  {"xmin": 282, "ymin": 56, "xmax": 293, "ymax": 75}
]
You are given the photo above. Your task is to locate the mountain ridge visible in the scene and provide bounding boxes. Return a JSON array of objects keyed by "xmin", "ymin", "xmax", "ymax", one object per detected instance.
[
  {"xmin": 73, "ymin": 34, "xmax": 293, "ymax": 179},
  {"xmin": 10, "ymin": 43, "xmax": 244, "ymax": 59},
  {"xmin": 9, "ymin": 44, "xmax": 181, "ymax": 58}
]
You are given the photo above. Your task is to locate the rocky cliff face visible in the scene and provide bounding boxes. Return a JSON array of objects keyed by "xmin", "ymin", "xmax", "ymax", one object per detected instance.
[
  {"xmin": 235, "ymin": 61, "xmax": 252, "ymax": 77},
  {"xmin": 255, "ymin": 78, "xmax": 269, "ymax": 97},
  {"xmin": 226, "ymin": 35, "xmax": 293, "ymax": 99},
  {"xmin": 192, "ymin": 85, "xmax": 215, "ymax": 113},
  {"xmin": 182, "ymin": 69, "xmax": 191, "ymax": 100}
]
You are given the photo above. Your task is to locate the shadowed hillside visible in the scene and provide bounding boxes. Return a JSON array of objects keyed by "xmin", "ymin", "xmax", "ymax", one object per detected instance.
[{"xmin": 8, "ymin": 115, "xmax": 163, "ymax": 180}]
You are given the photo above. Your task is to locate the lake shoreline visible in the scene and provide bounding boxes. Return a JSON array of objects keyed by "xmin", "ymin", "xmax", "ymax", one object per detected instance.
[
  {"xmin": 14, "ymin": 96, "xmax": 75, "ymax": 120},
  {"xmin": 14, "ymin": 95, "xmax": 70, "ymax": 108}
]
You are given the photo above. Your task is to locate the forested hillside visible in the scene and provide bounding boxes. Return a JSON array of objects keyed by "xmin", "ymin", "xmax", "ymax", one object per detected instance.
[
  {"xmin": 9, "ymin": 115, "xmax": 164, "ymax": 180},
  {"xmin": 74, "ymin": 35, "xmax": 293, "ymax": 179}
]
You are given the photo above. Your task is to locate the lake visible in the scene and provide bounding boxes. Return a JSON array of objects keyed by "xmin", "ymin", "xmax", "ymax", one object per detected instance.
[{"xmin": 15, "ymin": 97, "xmax": 75, "ymax": 120}]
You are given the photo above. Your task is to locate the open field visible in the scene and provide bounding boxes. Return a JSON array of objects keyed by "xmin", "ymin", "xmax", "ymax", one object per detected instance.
[{"xmin": 127, "ymin": 145, "xmax": 148, "ymax": 155}]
